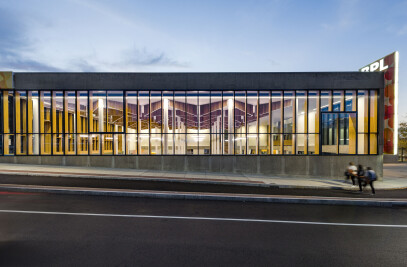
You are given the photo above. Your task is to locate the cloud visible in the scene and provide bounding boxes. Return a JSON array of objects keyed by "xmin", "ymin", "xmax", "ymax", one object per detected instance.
[
  {"xmin": 69, "ymin": 58, "xmax": 99, "ymax": 72},
  {"xmin": 123, "ymin": 47, "xmax": 188, "ymax": 68},
  {"xmin": 397, "ymin": 24, "xmax": 407, "ymax": 36},
  {"xmin": 321, "ymin": 0, "xmax": 360, "ymax": 31},
  {"xmin": 0, "ymin": 8, "xmax": 62, "ymax": 72}
]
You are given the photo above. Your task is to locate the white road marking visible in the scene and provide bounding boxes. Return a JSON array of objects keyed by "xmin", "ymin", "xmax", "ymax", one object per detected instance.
[{"xmin": 0, "ymin": 209, "xmax": 405, "ymax": 228}]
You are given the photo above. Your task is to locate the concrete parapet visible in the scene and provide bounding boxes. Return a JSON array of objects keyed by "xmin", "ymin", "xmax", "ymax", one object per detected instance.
[{"xmin": 0, "ymin": 155, "xmax": 384, "ymax": 180}]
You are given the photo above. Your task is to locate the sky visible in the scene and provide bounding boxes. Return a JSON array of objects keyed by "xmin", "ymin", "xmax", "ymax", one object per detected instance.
[{"xmin": 0, "ymin": 0, "xmax": 406, "ymax": 118}]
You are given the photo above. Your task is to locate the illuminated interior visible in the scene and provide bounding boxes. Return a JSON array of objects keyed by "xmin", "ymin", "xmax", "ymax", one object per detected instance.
[{"xmin": 0, "ymin": 89, "xmax": 379, "ymax": 156}]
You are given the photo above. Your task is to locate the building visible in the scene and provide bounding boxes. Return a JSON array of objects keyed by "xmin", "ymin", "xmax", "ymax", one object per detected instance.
[{"xmin": 0, "ymin": 72, "xmax": 384, "ymax": 178}]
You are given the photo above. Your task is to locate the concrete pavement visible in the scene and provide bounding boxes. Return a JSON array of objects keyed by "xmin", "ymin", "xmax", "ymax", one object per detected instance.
[
  {"xmin": 0, "ymin": 162, "xmax": 406, "ymax": 206},
  {"xmin": 0, "ymin": 162, "xmax": 406, "ymax": 190}
]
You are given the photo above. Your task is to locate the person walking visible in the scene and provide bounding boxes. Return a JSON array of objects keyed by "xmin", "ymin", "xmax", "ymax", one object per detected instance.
[
  {"xmin": 364, "ymin": 167, "xmax": 377, "ymax": 195},
  {"xmin": 345, "ymin": 162, "xmax": 357, "ymax": 186},
  {"xmin": 357, "ymin": 164, "xmax": 365, "ymax": 192}
]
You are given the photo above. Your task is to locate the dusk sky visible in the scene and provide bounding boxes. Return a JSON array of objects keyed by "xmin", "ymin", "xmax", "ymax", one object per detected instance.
[{"xmin": 1, "ymin": 0, "xmax": 406, "ymax": 117}]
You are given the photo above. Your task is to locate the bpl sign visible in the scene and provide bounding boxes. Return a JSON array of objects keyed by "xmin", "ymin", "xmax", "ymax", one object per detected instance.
[
  {"xmin": 359, "ymin": 52, "xmax": 399, "ymax": 155},
  {"xmin": 360, "ymin": 59, "xmax": 388, "ymax": 72}
]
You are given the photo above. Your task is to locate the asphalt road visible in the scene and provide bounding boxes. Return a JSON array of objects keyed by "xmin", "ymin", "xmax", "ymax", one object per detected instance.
[
  {"xmin": 0, "ymin": 192, "xmax": 406, "ymax": 266},
  {"xmin": 1, "ymin": 174, "xmax": 407, "ymax": 198}
]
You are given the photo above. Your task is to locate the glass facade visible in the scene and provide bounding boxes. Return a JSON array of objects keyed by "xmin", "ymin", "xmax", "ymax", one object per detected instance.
[{"xmin": 0, "ymin": 89, "xmax": 379, "ymax": 156}]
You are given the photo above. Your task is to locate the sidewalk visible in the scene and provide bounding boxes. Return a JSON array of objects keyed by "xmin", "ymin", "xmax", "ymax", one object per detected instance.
[
  {"xmin": 0, "ymin": 163, "xmax": 406, "ymax": 190},
  {"xmin": 0, "ymin": 163, "xmax": 406, "ymax": 207}
]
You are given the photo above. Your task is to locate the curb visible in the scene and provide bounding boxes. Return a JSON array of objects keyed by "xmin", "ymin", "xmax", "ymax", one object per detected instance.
[
  {"xmin": 0, "ymin": 184, "xmax": 406, "ymax": 207},
  {"xmin": 1, "ymin": 170, "xmax": 406, "ymax": 191},
  {"xmin": 0, "ymin": 170, "xmax": 272, "ymax": 188}
]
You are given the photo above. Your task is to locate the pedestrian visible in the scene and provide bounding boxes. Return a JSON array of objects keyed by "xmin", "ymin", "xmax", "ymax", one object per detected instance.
[
  {"xmin": 363, "ymin": 167, "xmax": 377, "ymax": 195},
  {"xmin": 345, "ymin": 162, "xmax": 357, "ymax": 186},
  {"xmin": 357, "ymin": 164, "xmax": 365, "ymax": 192}
]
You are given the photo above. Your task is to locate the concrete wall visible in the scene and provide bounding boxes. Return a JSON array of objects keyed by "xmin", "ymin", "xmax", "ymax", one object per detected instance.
[
  {"xmin": 0, "ymin": 155, "xmax": 384, "ymax": 180},
  {"xmin": 383, "ymin": 154, "xmax": 398, "ymax": 163},
  {"xmin": 14, "ymin": 72, "xmax": 384, "ymax": 90}
]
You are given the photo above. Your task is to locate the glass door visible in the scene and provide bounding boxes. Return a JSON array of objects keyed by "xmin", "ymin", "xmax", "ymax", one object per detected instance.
[{"xmin": 321, "ymin": 112, "xmax": 356, "ymax": 155}]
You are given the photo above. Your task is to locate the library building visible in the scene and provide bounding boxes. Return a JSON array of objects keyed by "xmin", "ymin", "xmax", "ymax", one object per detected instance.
[{"xmin": 0, "ymin": 72, "xmax": 384, "ymax": 178}]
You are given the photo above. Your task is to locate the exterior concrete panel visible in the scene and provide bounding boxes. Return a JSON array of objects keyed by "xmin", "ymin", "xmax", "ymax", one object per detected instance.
[
  {"xmin": 14, "ymin": 72, "xmax": 384, "ymax": 90},
  {"xmin": 0, "ymin": 155, "xmax": 383, "ymax": 180}
]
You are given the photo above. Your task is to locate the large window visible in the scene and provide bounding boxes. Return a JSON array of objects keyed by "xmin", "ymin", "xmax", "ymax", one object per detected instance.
[{"xmin": 1, "ymin": 89, "xmax": 380, "ymax": 156}]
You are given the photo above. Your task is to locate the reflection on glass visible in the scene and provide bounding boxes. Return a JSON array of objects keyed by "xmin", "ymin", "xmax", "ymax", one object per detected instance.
[
  {"xmin": 358, "ymin": 133, "xmax": 368, "ymax": 154},
  {"xmin": 247, "ymin": 134, "xmax": 258, "ymax": 154},
  {"xmin": 187, "ymin": 91, "xmax": 198, "ymax": 133},
  {"xmin": 15, "ymin": 91, "xmax": 27, "ymax": 155},
  {"xmin": 333, "ymin": 91, "xmax": 344, "ymax": 111},
  {"xmin": 284, "ymin": 91, "xmax": 294, "ymax": 134},
  {"xmin": 370, "ymin": 134, "xmax": 377, "ymax": 154},
  {"xmin": 150, "ymin": 91, "xmax": 162, "ymax": 134},
  {"xmin": 272, "ymin": 134, "xmax": 282, "ymax": 154},
  {"xmin": 126, "ymin": 91, "xmax": 138, "ymax": 134},
  {"xmin": 199, "ymin": 134, "xmax": 210, "ymax": 155},
  {"xmin": 65, "ymin": 91, "xmax": 76, "ymax": 155},
  {"xmin": 29, "ymin": 134, "xmax": 40, "ymax": 155},
  {"xmin": 271, "ymin": 91, "xmax": 282, "ymax": 133},
  {"xmin": 53, "ymin": 91, "xmax": 64, "ymax": 154},
  {"xmin": 321, "ymin": 91, "xmax": 332, "ymax": 112},
  {"xmin": 211, "ymin": 91, "xmax": 222, "ymax": 154},
  {"xmin": 296, "ymin": 134, "xmax": 306, "ymax": 154},
  {"xmin": 296, "ymin": 91, "xmax": 307, "ymax": 134},
  {"xmin": 40, "ymin": 91, "xmax": 51, "ymax": 155},
  {"xmin": 339, "ymin": 113, "xmax": 356, "ymax": 154},
  {"xmin": 3, "ymin": 91, "xmax": 14, "ymax": 155},
  {"xmin": 199, "ymin": 91, "xmax": 210, "ymax": 134},
  {"xmin": 223, "ymin": 91, "xmax": 234, "ymax": 154},
  {"xmin": 65, "ymin": 134, "xmax": 75, "ymax": 155},
  {"xmin": 163, "ymin": 91, "xmax": 173, "ymax": 155},
  {"xmin": 321, "ymin": 113, "xmax": 338, "ymax": 154},
  {"xmin": 259, "ymin": 91, "xmax": 270, "ymax": 134},
  {"xmin": 370, "ymin": 90, "xmax": 377, "ymax": 133},
  {"xmin": 187, "ymin": 134, "xmax": 198, "ymax": 155},
  {"xmin": 150, "ymin": 133, "xmax": 161, "ymax": 155},
  {"xmin": 174, "ymin": 92, "xmax": 186, "ymax": 154},
  {"xmin": 308, "ymin": 91, "xmax": 319, "ymax": 135},
  {"xmin": 174, "ymin": 134, "xmax": 186, "ymax": 155},
  {"xmin": 0, "ymin": 89, "xmax": 380, "ymax": 156},
  {"xmin": 235, "ymin": 91, "xmax": 246, "ymax": 134},
  {"xmin": 126, "ymin": 134, "xmax": 137, "ymax": 155},
  {"xmin": 163, "ymin": 134, "xmax": 174, "ymax": 155},
  {"xmin": 174, "ymin": 91, "xmax": 186, "ymax": 134},
  {"xmin": 247, "ymin": 91, "xmax": 257, "ymax": 134},
  {"xmin": 138, "ymin": 134, "xmax": 149, "ymax": 155},
  {"xmin": 102, "ymin": 133, "xmax": 112, "ymax": 155},
  {"xmin": 90, "ymin": 134, "xmax": 100, "ymax": 155},
  {"xmin": 283, "ymin": 134, "xmax": 294, "ymax": 154},
  {"xmin": 358, "ymin": 90, "xmax": 369, "ymax": 133},
  {"xmin": 28, "ymin": 91, "xmax": 39, "ymax": 155},
  {"xmin": 345, "ymin": 90, "xmax": 356, "ymax": 112},
  {"xmin": 107, "ymin": 91, "xmax": 123, "ymax": 132},
  {"xmin": 235, "ymin": 134, "xmax": 246, "ymax": 155},
  {"xmin": 16, "ymin": 134, "xmax": 27, "ymax": 155},
  {"xmin": 77, "ymin": 91, "xmax": 88, "ymax": 154},
  {"xmin": 138, "ymin": 91, "xmax": 149, "ymax": 136},
  {"xmin": 90, "ymin": 91, "xmax": 106, "ymax": 133},
  {"xmin": 114, "ymin": 134, "xmax": 125, "ymax": 155},
  {"xmin": 259, "ymin": 134, "xmax": 270, "ymax": 155},
  {"xmin": 308, "ymin": 134, "xmax": 319, "ymax": 155}
]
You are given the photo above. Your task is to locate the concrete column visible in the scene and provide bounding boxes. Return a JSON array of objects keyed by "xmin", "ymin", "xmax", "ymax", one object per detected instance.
[
  {"xmin": 33, "ymin": 98, "xmax": 39, "ymax": 154},
  {"xmin": 163, "ymin": 99, "xmax": 169, "ymax": 154},
  {"xmin": 217, "ymin": 117, "xmax": 221, "ymax": 154},
  {"xmin": 98, "ymin": 98, "xmax": 103, "ymax": 152},
  {"xmin": 228, "ymin": 99, "xmax": 234, "ymax": 154}
]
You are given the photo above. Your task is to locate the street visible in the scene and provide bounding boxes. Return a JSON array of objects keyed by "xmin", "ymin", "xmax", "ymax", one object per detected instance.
[{"xmin": 0, "ymin": 192, "xmax": 406, "ymax": 266}]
